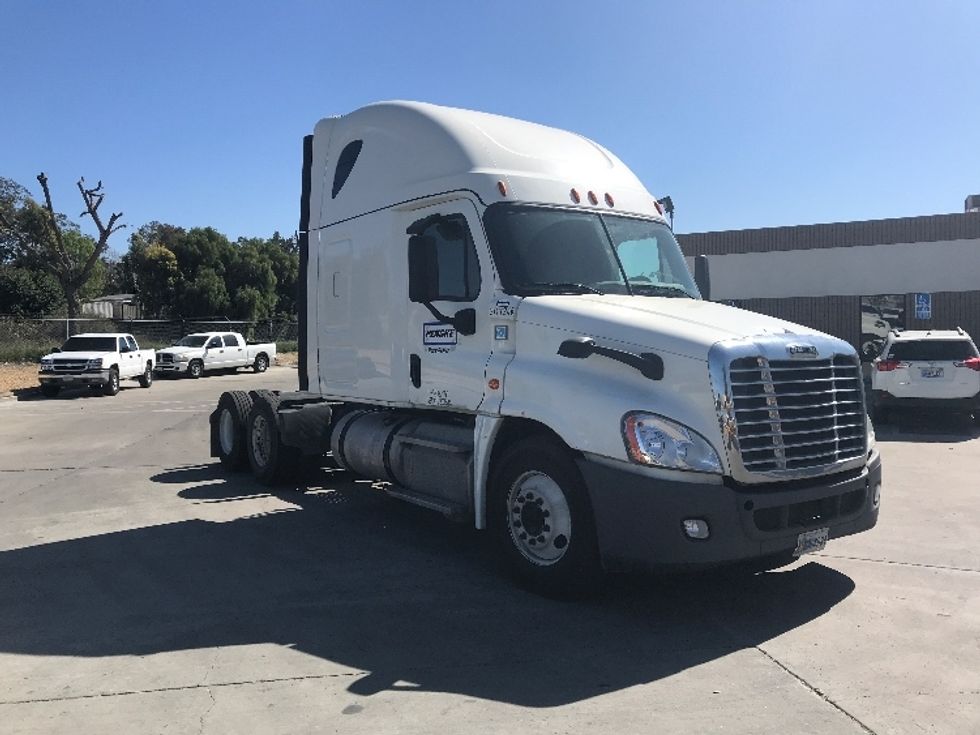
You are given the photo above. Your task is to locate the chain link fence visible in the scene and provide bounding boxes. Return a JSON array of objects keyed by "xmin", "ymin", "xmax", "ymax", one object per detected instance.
[{"xmin": 0, "ymin": 316, "xmax": 299, "ymax": 362}]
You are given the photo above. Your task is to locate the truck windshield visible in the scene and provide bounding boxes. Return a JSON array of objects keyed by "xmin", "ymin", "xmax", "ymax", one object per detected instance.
[
  {"xmin": 175, "ymin": 336, "xmax": 209, "ymax": 347},
  {"xmin": 61, "ymin": 337, "xmax": 117, "ymax": 352},
  {"xmin": 483, "ymin": 204, "xmax": 699, "ymax": 299}
]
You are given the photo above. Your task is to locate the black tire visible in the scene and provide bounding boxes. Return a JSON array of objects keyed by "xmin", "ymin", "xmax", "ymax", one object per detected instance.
[
  {"xmin": 138, "ymin": 361, "xmax": 153, "ymax": 388},
  {"xmin": 102, "ymin": 367, "xmax": 120, "ymax": 396},
  {"xmin": 40, "ymin": 384, "xmax": 60, "ymax": 398},
  {"xmin": 188, "ymin": 360, "xmax": 203, "ymax": 379},
  {"xmin": 253, "ymin": 353, "xmax": 269, "ymax": 373},
  {"xmin": 489, "ymin": 436, "xmax": 601, "ymax": 597},
  {"xmin": 246, "ymin": 394, "xmax": 301, "ymax": 485},
  {"xmin": 212, "ymin": 390, "xmax": 254, "ymax": 471}
]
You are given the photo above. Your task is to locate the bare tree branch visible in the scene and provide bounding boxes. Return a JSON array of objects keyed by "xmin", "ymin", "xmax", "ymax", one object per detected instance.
[{"xmin": 36, "ymin": 172, "xmax": 74, "ymax": 275}]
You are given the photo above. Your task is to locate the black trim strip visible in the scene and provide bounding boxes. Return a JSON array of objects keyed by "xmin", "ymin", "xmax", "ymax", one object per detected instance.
[{"xmin": 298, "ymin": 134, "xmax": 313, "ymax": 392}]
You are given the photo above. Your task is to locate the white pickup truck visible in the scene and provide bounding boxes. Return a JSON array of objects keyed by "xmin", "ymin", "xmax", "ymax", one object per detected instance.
[
  {"xmin": 154, "ymin": 332, "xmax": 276, "ymax": 378},
  {"xmin": 38, "ymin": 333, "xmax": 155, "ymax": 397}
]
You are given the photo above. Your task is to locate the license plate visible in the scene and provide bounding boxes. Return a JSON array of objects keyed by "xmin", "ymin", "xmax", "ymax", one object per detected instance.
[
  {"xmin": 793, "ymin": 527, "xmax": 829, "ymax": 556},
  {"xmin": 920, "ymin": 367, "xmax": 943, "ymax": 378}
]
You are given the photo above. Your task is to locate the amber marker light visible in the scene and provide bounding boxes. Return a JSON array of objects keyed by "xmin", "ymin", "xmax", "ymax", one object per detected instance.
[
  {"xmin": 587, "ymin": 191, "xmax": 598, "ymax": 205},
  {"xmin": 488, "ymin": 378, "xmax": 500, "ymax": 390},
  {"xmin": 570, "ymin": 188, "xmax": 580, "ymax": 203},
  {"xmin": 605, "ymin": 192, "xmax": 614, "ymax": 207},
  {"xmin": 497, "ymin": 180, "xmax": 508, "ymax": 196}
]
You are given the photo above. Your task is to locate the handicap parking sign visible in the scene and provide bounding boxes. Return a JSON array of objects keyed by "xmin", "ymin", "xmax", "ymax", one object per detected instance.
[{"xmin": 914, "ymin": 293, "xmax": 931, "ymax": 320}]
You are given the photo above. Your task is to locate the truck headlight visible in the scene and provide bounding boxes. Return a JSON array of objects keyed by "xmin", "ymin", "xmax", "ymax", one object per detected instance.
[
  {"xmin": 40, "ymin": 359, "xmax": 54, "ymax": 372},
  {"xmin": 178, "ymin": 354, "xmax": 190, "ymax": 363},
  {"xmin": 86, "ymin": 358, "xmax": 103, "ymax": 370},
  {"xmin": 622, "ymin": 412, "xmax": 722, "ymax": 473},
  {"xmin": 866, "ymin": 413, "xmax": 876, "ymax": 450}
]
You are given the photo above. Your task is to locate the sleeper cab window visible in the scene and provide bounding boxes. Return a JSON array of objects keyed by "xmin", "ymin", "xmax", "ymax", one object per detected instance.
[
  {"xmin": 332, "ymin": 140, "xmax": 363, "ymax": 199},
  {"xmin": 418, "ymin": 214, "xmax": 481, "ymax": 302}
]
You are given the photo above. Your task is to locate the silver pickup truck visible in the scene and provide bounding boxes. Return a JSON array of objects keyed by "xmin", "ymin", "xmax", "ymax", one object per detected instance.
[
  {"xmin": 154, "ymin": 331, "xmax": 276, "ymax": 378},
  {"xmin": 38, "ymin": 333, "xmax": 155, "ymax": 397}
]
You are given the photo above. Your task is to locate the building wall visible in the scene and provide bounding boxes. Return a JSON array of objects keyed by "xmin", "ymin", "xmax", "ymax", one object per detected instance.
[{"xmin": 676, "ymin": 211, "xmax": 980, "ymax": 355}]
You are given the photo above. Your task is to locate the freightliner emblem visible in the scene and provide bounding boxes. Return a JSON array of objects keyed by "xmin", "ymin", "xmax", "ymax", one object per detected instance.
[{"xmin": 786, "ymin": 343, "xmax": 818, "ymax": 359}]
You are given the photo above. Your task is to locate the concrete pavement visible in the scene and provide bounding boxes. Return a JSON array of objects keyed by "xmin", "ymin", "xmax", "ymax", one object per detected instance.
[{"xmin": 0, "ymin": 368, "xmax": 977, "ymax": 733}]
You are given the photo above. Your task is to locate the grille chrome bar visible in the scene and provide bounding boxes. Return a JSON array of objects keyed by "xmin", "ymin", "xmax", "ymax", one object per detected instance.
[{"xmin": 709, "ymin": 336, "xmax": 869, "ymax": 483}]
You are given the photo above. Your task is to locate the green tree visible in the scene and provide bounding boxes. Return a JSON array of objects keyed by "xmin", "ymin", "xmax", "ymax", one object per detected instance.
[
  {"xmin": 170, "ymin": 227, "xmax": 233, "ymax": 280},
  {"xmin": 0, "ymin": 266, "xmax": 64, "ymax": 316},
  {"xmin": 0, "ymin": 174, "xmax": 124, "ymax": 318},
  {"xmin": 227, "ymin": 239, "xmax": 278, "ymax": 320},
  {"xmin": 180, "ymin": 266, "xmax": 230, "ymax": 317},
  {"xmin": 136, "ymin": 244, "xmax": 180, "ymax": 317}
]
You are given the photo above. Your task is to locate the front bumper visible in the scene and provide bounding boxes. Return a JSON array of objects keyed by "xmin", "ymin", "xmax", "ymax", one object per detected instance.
[
  {"xmin": 873, "ymin": 390, "xmax": 980, "ymax": 413},
  {"xmin": 38, "ymin": 370, "xmax": 110, "ymax": 386},
  {"xmin": 577, "ymin": 453, "xmax": 881, "ymax": 572},
  {"xmin": 154, "ymin": 362, "xmax": 188, "ymax": 373}
]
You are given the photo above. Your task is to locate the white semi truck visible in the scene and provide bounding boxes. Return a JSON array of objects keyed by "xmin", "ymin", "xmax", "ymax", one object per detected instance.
[{"xmin": 209, "ymin": 101, "xmax": 881, "ymax": 593}]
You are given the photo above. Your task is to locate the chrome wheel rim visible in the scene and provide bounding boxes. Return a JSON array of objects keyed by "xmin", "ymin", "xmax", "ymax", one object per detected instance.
[
  {"xmin": 506, "ymin": 470, "xmax": 572, "ymax": 566},
  {"xmin": 219, "ymin": 408, "xmax": 236, "ymax": 455},
  {"xmin": 251, "ymin": 414, "xmax": 271, "ymax": 467}
]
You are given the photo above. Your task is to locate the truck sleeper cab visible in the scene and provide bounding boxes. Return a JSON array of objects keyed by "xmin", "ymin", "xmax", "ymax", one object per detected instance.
[{"xmin": 210, "ymin": 101, "xmax": 881, "ymax": 594}]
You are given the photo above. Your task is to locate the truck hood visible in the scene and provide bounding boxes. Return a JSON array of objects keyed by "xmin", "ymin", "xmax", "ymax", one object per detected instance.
[
  {"xmin": 517, "ymin": 295, "xmax": 826, "ymax": 360},
  {"xmin": 157, "ymin": 346, "xmax": 201, "ymax": 356},
  {"xmin": 41, "ymin": 351, "xmax": 114, "ymax": 362}
]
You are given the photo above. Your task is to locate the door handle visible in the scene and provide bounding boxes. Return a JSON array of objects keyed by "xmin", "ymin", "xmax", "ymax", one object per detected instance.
[{"xmin": 410, "ymin": 354, "xmax": 421, "ymax": 388}]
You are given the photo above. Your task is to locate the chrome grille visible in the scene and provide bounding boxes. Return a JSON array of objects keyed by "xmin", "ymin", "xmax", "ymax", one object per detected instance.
[
  {"xmin": 53, "ymin": 358, "xmax": 88, "ymax": 372},
  {"xmin": 159, "ymin": 353, "xmax": 174, "ymax": 363},
  {"xmin": 729, "ymin": 355, "xmax": 866, "ymax": 473}
]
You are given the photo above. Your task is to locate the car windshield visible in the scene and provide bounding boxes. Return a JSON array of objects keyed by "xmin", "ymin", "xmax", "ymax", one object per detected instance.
[
  {"xmin": 60, "ymin": 336, "xmax": 117, "ymax": 352},
  {"xmin": 175, "ymin": 335, "xmax": 209, "ymax": 347},
  {"xmin": 888, "ymin": 340, "xmax": 978, "ymax": 361},
  {"xmin": 483, "ymin": 204, "xmax": 700, "ymax": 298}
]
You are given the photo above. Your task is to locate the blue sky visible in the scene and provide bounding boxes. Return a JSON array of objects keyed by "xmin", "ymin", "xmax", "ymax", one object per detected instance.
[{"xmin": 2, "ymin": 1, "xmax": 978, "ymax": 254}]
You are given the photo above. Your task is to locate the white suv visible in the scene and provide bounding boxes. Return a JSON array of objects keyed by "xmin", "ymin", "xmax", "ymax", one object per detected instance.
[{"xmin": 871, "ymin": 329, "xmax": 980, "ymax": 424}]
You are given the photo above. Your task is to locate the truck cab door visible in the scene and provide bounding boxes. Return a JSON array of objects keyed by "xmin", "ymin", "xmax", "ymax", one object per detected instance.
[
  {"xmin": 405, "ymin": 200, "xmax": 493, "ymax": 412},
  {"xmin": 204, "ymin": 336, "xmax": 224, "ymax": 369},
  {"xmin": 222, "ymin": 333, "xmax": 245, "ymax": 367}
]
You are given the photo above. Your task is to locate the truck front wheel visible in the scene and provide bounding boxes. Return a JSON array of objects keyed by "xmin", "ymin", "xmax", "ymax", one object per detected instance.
[
  {"xmin": 138, "ymin": 361, "xmax": 153, "ymax": 388},
  {"xmin": 103, "ymin": 368, "xmax": 120, "ymax": 396},
  {"xmin": 188, "ymin": 360, "xmax": 203, "ymax": 379},
  {"xmin": 489, "ymin": 437, "xmax": 601, "ymax": 596}
]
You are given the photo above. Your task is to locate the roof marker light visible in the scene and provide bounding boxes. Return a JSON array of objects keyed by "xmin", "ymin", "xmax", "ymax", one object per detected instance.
[
  {"xmin": 497, "ymin": 180, "xmax": 508, "ymax": 196},
  {"xmin": 605, "ymin": 192, "xmax": 614, "ymax": 207},
  {"xmin": 653, "ymin": 199, "xmax": 664, "ymax": 215},
  {"xmin": 570, "ymin": 188, "xmax": 580, "ymax": 203},
  {"xmin": 587, "ymin": 191, "xmax": 598, "ymax": 205}
]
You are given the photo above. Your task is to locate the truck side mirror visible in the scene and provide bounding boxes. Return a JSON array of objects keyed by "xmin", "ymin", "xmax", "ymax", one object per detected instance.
[
  {"xmin": 453, "ymin": 308, "xmax": 476, "ymax": 336},
  {"xmin": 408, "ymin": 235, "xmax": 439, "ymax": 304},
  {"xmin": 694, "ymin": 255, "xmax": 711, "ymax": 301}
]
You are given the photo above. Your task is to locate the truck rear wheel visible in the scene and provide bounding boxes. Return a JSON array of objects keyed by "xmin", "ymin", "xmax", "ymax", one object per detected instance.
[
  {"xmin": 246, "ymin": 396, "xmax": 300, "ymax": 485},
  {"xmin": 489, "ymin": 436, "xmax": 601, "ymax": 597},
  {"xmin": 103, "ymin": 368, "xmax": 120, "ymax": 396},
  {"xmin": 213, "ymin": 391, "xmax": 254, "ymax": 471},
  {"xmin": 253, "ymin": 353, "xmax": 269, "ymax": 373},
  {"xmin": 138, "ymin": 362, "xmax": 153, "ymax": 388}
]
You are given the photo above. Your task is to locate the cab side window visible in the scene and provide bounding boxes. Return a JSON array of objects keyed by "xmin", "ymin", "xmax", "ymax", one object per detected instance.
[
  {"xmin": 222, "ymin": 334, "xmax": 240, "ymax": 347},
  {"xmin": 118, "ymin": 337, "xmax": 130, "ymax": 353},
  {"xmin": 126, "ymin": 336, "xmax": 139, "ymax": 351},
  {"xmin": 420, "ymin": 214, "xmax": 481, "ymax": 302},
  {"xmin": 207, "ymin": 336, "xmax": 223, "ymax": 349}
]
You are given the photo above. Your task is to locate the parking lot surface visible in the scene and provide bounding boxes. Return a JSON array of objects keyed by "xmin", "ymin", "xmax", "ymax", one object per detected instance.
[{"xmin": 0, "ymin": 369, "xmax": 977, "ymax": 734}]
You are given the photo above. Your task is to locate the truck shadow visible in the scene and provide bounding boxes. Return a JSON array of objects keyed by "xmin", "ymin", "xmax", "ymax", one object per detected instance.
[{"xmin": 0, "ymin": 463, "xmax": 856, "ymax": 708}]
